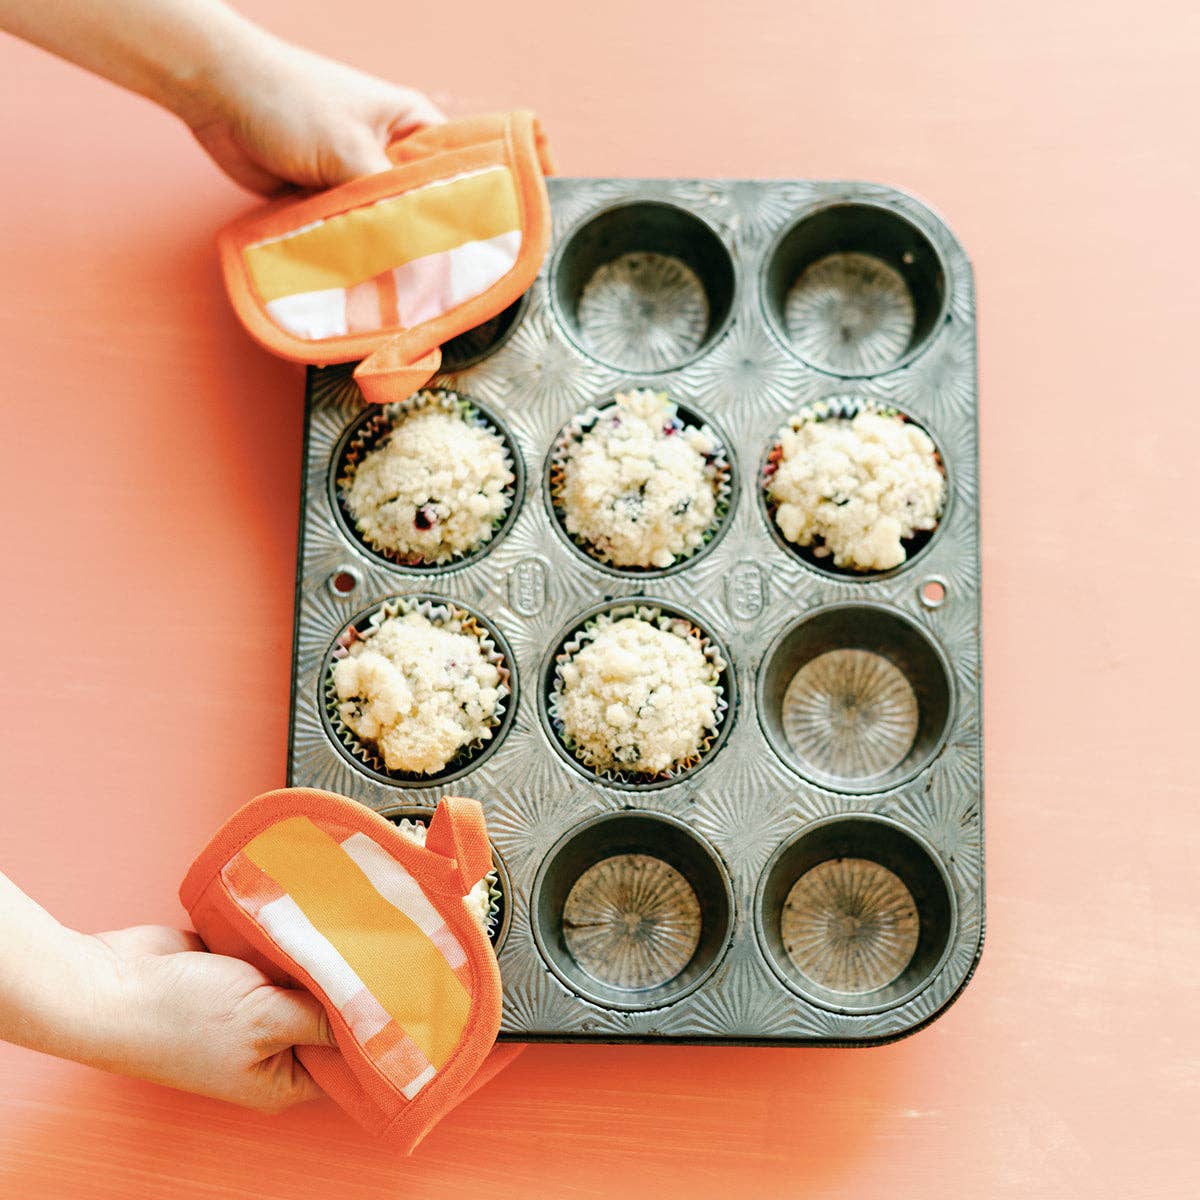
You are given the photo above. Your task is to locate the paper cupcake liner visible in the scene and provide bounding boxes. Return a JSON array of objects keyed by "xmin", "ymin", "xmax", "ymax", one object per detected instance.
[
  {"xmin": 761, "ymin": 395, "xmax": 947, "ymax": 575},
  {"xmin": 547, "ymin": 602, "xmax": 730, "ymax": 787},
  {"xmin": 335, "ymin": 389, "xmax": 519, "ymax": 569},
  {"xmin": 390, "ymin": 815, "xmax": 504, "ymax": 943},
  {"xmin": 547, "ymin": 395, "xmax": 733, "ymax": 573},
  {"xmin": 325, "ymin": 595, "xmax": 511, "ymax": 784}
]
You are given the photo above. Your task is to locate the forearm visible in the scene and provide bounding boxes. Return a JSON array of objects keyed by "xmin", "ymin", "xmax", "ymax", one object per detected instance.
[
  {"xmin": 4, "ymin": 0, "xmax": 443, "ymax": 194},
  {"xmin": 0, "ymin": 870, "xmax": 119, "ymax": 1066},
  {"xmin": 0, "ymin": 0, "xmax": 273, "ymax": 123}
]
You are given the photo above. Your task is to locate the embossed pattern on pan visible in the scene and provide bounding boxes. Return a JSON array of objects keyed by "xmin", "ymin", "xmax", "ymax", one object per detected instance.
[
  {"xmin": 564, "ymin": 855, "xmax": 702, "ymax": 991},
  {"xmin": 289, "ymin": 178, "xmax": 982, "ymax": 1045}
]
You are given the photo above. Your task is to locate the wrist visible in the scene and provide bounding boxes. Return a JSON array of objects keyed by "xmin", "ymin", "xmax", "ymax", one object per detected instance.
[
  {"xmin": 35, "ymin": 931, "xmax": 131, "ymax": 1068},
  {"xmin": 0, "ymin": 910, "xmax": 119, "ymax": 1064},
  {"xmin": 0, "ymin": 872, "xmax": 161, "ymax": 1077},
  {"xmin": 148, "ymin": 7, "xmax": 280, "ymax": 129}
]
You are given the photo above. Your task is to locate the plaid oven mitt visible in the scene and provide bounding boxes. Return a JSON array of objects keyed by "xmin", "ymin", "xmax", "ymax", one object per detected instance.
[
  {"xmin": 218, "ymin": 111, "xmax": 553, "ymax": 404},
  {"xmin": 180, "ymin": 789, "xmax": 521, "ymax": 1152}
]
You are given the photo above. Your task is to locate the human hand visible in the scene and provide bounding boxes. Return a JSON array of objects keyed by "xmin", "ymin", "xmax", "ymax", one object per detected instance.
[
  {"xmin": 88, "ymin": 924, "xmax": 336, "ymax": 1112},
  {"xmin": 182, "ymin": 33, "xmax": 445, "ymax": 195},
  {"xmin": 1, "ymin": 1, "xmax": 445, "ymax": 196}
]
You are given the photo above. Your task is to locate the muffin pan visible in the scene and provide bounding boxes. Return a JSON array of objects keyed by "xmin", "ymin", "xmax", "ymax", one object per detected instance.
[{"xmin": 288, "ymin": 178, "xmax": 982, "ymax": 1044}]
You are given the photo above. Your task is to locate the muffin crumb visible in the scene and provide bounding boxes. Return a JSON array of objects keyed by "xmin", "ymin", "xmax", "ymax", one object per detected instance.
[
  {"xmin": 558, "ymin": 390, "xmax": 720, "ymax": 569},
  {"xmin": 333, "ymin": 610, "xmax": 505, "ymax": 775},
  {"xmin": 556, "ymin": 615, "xmax": 721, "ymax": 776},
  {"xmin": 767, "ymin": 409, "xmax": 944, "ymax": 571},
  {"xmin": 344, "ymin": 397, "xmax": 513, "ymax": 563}
]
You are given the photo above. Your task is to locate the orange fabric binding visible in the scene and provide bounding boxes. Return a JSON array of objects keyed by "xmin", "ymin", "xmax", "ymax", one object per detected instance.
[
  {"xmin": 217, "ymin": 112, "xmax": 553, "ymax": 405},
  {"xmin": 179, "ymin": 788, "xmax": 513, "ymax": 1152}
]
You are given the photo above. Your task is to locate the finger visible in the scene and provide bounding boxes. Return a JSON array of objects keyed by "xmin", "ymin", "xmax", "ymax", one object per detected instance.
[
  {"xmin": 258, "ymin": 987, "xmax": 338, "ymax": 1054},
  {"xmin": 213, "ymin": 153, "xmax": 291, "ymax": 197},
  {"xmin": 160, "ymin": 929, "xmax": 206, "ymax": 954},
  {"xmin": 190, "ymin": 123, "xmax": 290, "ymax": 197},
  {"xmin": 328, "ymin": 131, "xmax": 395, "ymax": 183},
  {"xmin": 404, "ymin": 91, "xmax": 447, "ymax": 126},
  {"xmin": 386, "ymin": 94, "xmax": 447, "ymax": 142},
  {"xmin": 95, "ymin": 925, "xmax": 205, "ymax": 957},
  {"xmin": 284, "ymin": 1056, "xmax": 326, "ymax": 1106},
  {"xmin": 254, "ymin": 1049, "xmax": 327, "ymax": 1113}
]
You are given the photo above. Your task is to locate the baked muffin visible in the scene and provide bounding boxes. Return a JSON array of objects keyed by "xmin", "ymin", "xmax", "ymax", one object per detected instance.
[
  {"xmin": 766, "ymin": 406, "xmax": 945, "ymax": 572},
  {"xmin": 332, "ymin": 609, "xmax": 506, "ymax": 775},
  {"xmin": 392, "ymin": 817, "xmax": 498, "ymax": 935},
  {"xmin": 342, "ymin": 393, "xmax": 514, "ymax": 564},
  {"xmin": 554, "ymin": 614, "xmax": 722, "ymax": 776},
  {"xmin": 555, "ymin": 389, "xmax": 723, "ymax": 570}
]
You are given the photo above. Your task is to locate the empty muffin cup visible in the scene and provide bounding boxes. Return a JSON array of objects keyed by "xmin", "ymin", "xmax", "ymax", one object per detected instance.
[
  {"xmin": 331, "ymin": 389, "xmax": 523, "ymax": 573},
  {"xmin": 757, "ymin": 815, "xmax": 956, "ymax": 1013},
  {"xmin": 323, "ymin": 594, "xmax": 517, "ymax": 787},
  {"xmin": 763, "ymin": 201, "xmax": 947, "ymax": 375},
  {"xmin": 760, "ymin": 396, "xmax": 949, "ymax": 579},
  {"xmin": 553, "ymin": 201, "xmax": 736, "ymax": 372},
  {"xmin": 758, "ymin": 603, "xmax": 952, "ymax": 793},
  {"xmin": 546, "ymin": 392, "xmax": 735, "ymax": 576},
  {"xmin": 532, "ymin": 812, "xmax": 734, "ymax": 1010},
  {"xmin": 439, "ymin": 293, "xmax": 528, "ymax": 371},
  {"xmin": 378, "ymin": 805, "xmax": 512, "ymax": 951},
  {"xmin": 541, "ymin": 599, "xmax": 736, "ymax": 790}
]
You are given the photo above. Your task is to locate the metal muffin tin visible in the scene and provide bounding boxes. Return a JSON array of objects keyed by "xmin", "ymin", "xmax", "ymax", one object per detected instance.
[{"xmin": 289, "ymin": 177, "xmax": 982, "ymax": 1045}]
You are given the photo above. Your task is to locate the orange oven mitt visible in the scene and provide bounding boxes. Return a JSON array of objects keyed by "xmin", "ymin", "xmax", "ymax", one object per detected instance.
[
  {"xmin": 179, "ymin": 788, "xmax": 519, "ymax": 1152},
  {"xmin": 218, "ymin": 111, "xmax": 553, "ymax": 405}
]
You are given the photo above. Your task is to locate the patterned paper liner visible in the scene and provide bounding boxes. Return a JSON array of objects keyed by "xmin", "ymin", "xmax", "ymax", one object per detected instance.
[
  {"xmin": 390, "ymin": 816, "xmax": 504, "ymax": 944},
  {"xmin": 547, "ymin": 395, "xmax": 733, "ymax": 574},
  {"xmin": 334, "ymin": 389, "xmax": 519, "ymax": 569},
  {"xmin": 547, "ymin": 602, "xmax": 730, "ymax": 787},
  {"xmin": 324, "ymin": 595, "xmax": 512, "ymax": 784},
  {"xmin": 760, "ymin": 395, "xmax": 947, "ymax": 577}
]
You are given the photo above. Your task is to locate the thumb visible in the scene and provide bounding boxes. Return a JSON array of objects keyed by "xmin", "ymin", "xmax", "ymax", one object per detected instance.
[{"xmin": 260, "ymin": 987, "xmax": 338, "ymax": 1054}]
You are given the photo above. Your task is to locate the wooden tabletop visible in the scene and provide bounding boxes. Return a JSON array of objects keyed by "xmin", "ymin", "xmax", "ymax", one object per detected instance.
[{"xmin": 2, "ymin": 2, "xmax": 1196, "ymax": 1196}]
